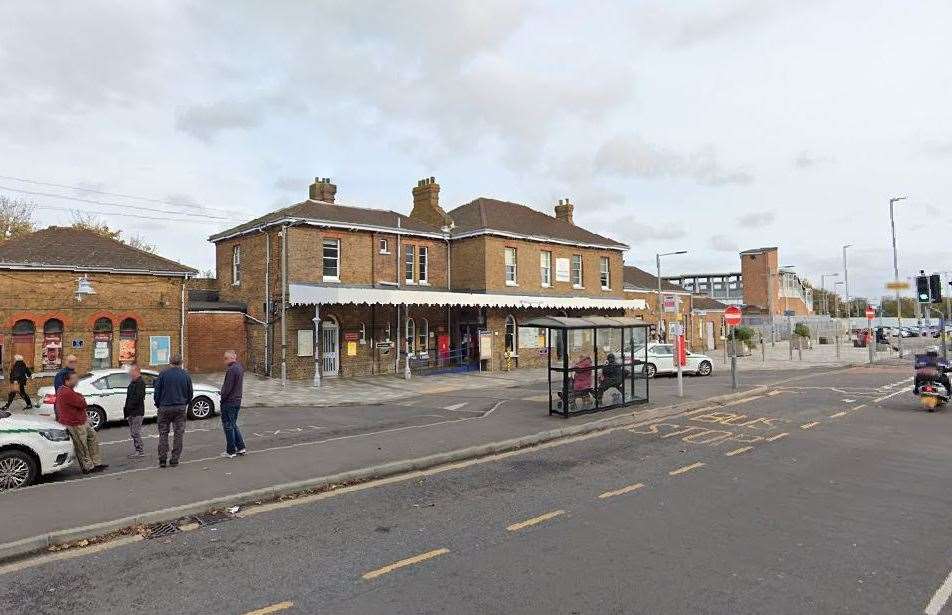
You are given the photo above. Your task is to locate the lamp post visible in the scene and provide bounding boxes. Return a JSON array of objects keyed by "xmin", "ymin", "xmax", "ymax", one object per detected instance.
[
  {"xmin": 820, "ymin": 273, "xmax": 839, "ymax": 315},
  {"xmin": 842, "ymin": 244, "xmax": 853, "ymax": 319},
  {"xmin": 890, "ymin": 196, "xmax": 907, "ymax": 356},
  {"xmin": 656, "ymin": 250, "xmax": 688, "ymax": 342}
]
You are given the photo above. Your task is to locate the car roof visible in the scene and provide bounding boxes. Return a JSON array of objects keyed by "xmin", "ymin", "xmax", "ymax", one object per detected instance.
[{"xmin": 83, "ymin": 368, "xmax": 158, "ymax": 379}]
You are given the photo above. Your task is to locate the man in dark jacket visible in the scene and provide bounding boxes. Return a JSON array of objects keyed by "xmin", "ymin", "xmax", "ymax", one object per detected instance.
[
  {"xmin": 219, "ymin": 350, "xmax": 246, "ymax": 458},
  {"xmin": 124, "ymin": 364, "xmax": 147, "ymax": 459},
  {"xmin": 53, "ymin": 354, "xmax": 78, "ymax": 392},
  {"xmin": 2, "ymin": 354, "xmax": 32, "ymax": 411},
  {"xmin": 153, "ymin": 354, "xmax": 193, "ymax": 468}
]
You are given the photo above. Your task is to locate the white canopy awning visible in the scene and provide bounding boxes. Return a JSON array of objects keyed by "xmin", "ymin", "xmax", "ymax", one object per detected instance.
[{"xmin": 289, "ymin": 284, "xmax": 647, "ymax": 311}]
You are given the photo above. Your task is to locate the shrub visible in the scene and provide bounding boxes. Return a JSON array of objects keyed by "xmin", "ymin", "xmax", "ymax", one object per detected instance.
[
  {"xmin": 729, "ymin": 326, "xmax": 755, "ymax": 343},
  {"xmin": 793, "ymin": 323, "xmax": 811, "ymax": 338}
]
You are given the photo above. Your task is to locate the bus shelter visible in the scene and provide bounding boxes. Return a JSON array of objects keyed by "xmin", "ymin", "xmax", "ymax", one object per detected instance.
[{"xmin": 522, "ymin": 316, "xmax": 650, "ymax": 418}]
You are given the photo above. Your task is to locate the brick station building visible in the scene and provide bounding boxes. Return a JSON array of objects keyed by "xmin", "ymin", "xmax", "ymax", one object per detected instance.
[
  {"xmin": 0, "ymin": 227, "xmax": 195, "ymax": 388},
  {"xmin": 210, "ymin": 178, "xmax": 646, "ymax": 382}
]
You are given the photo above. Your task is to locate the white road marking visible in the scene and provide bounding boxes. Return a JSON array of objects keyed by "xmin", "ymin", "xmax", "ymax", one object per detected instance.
[
  {"xmin": 842, "ymin": 399, "xmax": 856, "ymax": 403},
  {"xmin": 443, "ymin": 402, "xmax": 468, "ymax": 411},
  {"xmin": 924, "ymin": 567, "xmax": 952, "ymax": 615},
  {"xmin": 100, "ymin": 428, "xmax": 211, "ymax": 446},
  {"xmin": 874, "ymin": 388, "xmax": 909, "ymax": 403}
]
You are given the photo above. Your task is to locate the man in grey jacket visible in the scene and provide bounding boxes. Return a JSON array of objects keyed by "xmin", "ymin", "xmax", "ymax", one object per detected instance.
[
  {"xmin": 219, "ymin": 350, "xmax": 246, "ymax": 458},
  {"xmin": 153, "ymin": 354, "xmax": 193, "ymax": 468}
]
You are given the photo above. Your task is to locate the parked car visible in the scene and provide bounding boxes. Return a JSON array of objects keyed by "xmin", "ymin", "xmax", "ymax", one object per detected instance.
[
  {"xmin": 636, "ymin": 343, "xmax": 714, "ymax": 378},
  {"xmin": 0, "ymin": 411, "xmax": 74, "ymax": 489},
  {"xmin": 35, "ymin": 368, "xmax": 221, "ymax": 430}
]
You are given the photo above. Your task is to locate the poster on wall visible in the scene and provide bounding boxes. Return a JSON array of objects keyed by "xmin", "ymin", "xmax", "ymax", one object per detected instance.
[
  {"xmin": 42, "ymin": 334, "xmax": 63, "ymax": 371},
  {"xmin": 555, "ymin": 258, "xmax": 571, "ymax": 282},
  {"xmin": 118, "ymin": 338, "xmax": 137, "ymax": 364},
  {"xmin": 93, "ymin": 341, "xmax": 109, "ymax": 359},
  {"xmin": 478, "ymin": 330, "xmax": 492, "ymax": 360},
  {"xmin": 149, "ymin": 336, "xmax": 171, "ymax": 365}
]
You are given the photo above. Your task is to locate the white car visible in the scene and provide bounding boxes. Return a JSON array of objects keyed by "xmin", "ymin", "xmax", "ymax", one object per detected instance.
[
  {"xmin": 638, "ymin": 342, "xmax": 714, "ymax": 378},
  {"xmin": 35, "ymin": 368, "xmax": 221, "ymax": 430},
  {"xmin": 0, "ymin": 411, "xmax": 75, "ymax": 489}
]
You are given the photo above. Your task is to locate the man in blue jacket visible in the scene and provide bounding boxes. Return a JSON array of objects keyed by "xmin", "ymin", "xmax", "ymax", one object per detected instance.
[{"xmin": 153, "ymin": 354, "xmax": 193, "ymax": 468}]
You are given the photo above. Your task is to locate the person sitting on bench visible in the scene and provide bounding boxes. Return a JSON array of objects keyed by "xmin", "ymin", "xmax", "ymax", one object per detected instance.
[{"xmin": 596, "ymin": 353, "xmax": 625, "ymax": 403}]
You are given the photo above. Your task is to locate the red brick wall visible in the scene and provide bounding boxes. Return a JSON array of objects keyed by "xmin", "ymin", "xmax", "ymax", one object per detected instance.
[{"xmin": 186, "ymin": 312, "xmax": 247, "ymax": 373}]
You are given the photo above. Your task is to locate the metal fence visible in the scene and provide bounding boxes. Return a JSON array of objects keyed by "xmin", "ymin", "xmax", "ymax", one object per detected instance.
[{"xmin": 740, "ymin": 315, "xmax": 848, "ymax": 342}]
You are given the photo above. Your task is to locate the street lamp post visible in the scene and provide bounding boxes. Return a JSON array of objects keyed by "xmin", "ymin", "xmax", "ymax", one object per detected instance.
[
  {"xmin": 890, "ymin": 196, "xmax": 907, "ymax": 356},
  {"xmin": 842, "ymin": 245, "xmax": 853, "ymax": 320},
  {"xmin": 656, "ymin": 250, "xmax": 688, "ymax": 397},
  {"xmin": 820, "ymin": 272, "xmax": 839, "ymax": 316}
]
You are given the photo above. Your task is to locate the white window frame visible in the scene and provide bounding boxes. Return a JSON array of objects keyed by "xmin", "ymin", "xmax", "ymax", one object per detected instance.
[
  {"xmin": 571, "ymin": 254, "xmax": 583, "ymax": 288},
  {"xmin": 505, "ymin": 314, "xmax": 517, "ymax": 355},
  {"xmin": 404, "ymin": 244, "xmax": 415, "ymax": 285},
  {"xmin": 600, "ymin": 257, "xmax": 610, "ymax": 290},
  {"xmin": 231, "ymin": 245, "xmax": 241, "ymax": 286},
  {"xmin": 405, "ymin": 317, "xmax": 415, "ymax": 352},
  {"xmin": 322, "ymin": 238, "xmax": 340, "ymax": 282},
  {"xmin": 379, "ymin": 238, "xmax": 389, "ymax": 254},
  {"xmin": 505, "ymin": 247, "xmax": 518, "ymax": 286},
  {"xmin": 418, "ymin": 246, "xmax": 429, "ymax": 285},
  {"xmin": 418, "ymin": 318, "xmax": 428, "ymax": 355},
  {"xmin": 540, "ymin": 251, "xmax": 552, "ymax": 288}
]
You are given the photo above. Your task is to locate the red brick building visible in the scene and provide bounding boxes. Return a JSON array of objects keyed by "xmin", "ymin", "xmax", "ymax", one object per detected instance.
[
  {"xmin": 209, "ymin": 178, "xmax": 647, "ymax": 382},
  {"xmin": 0, "ymin": 227, "xmax": 195, "ymax": 387}
]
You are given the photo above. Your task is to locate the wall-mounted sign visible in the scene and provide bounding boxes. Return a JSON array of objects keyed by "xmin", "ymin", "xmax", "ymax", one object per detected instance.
[
  {"xmin": 479, "ymin": 330, "xmax": 493, "ymax": 360},
  {"xmin": 343, "ymin": 331, "xmax": 360, "ymax": 342},
  {"xmin": 71, "ymin": 339, "xmax": 84, "ymax": 349},
  {"xmin": 555, "ymin": 258, "xmax": 571, "ymax": 282},
  {"xmin": 149, "ymin": 336, "xmax": 171, "ymax": 365},
  {"xmin": 662, "ymin": 295, "xmax": 678, "ymax": 313},
  {"xmin": 347, "ymin": 341, "xmax": 357, "ymax": 356}
]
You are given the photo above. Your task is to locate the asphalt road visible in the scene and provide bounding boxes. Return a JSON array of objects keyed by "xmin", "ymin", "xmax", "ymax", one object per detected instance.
[{"xmin": 5, "ymin": 364, "xmax": 946, "ymax": 614}]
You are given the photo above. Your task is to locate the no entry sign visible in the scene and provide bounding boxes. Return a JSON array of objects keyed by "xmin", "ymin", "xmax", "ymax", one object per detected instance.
[
  {"xmin": 724, "ymin": 305, "xmax": 742, "ymax": 326},
  {"xmin": 865, "ymin": 306, "xmax": 876, "ymax": 319}
]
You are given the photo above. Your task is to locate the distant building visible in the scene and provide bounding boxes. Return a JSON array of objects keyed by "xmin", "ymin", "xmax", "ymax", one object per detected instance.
[{"xmin": 663, "ymin": 246, "xmax": 813, "ymax": 316}]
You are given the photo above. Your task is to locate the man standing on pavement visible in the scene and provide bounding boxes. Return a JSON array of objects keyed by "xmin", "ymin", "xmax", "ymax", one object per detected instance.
[
  {"xmin": 153, "ymin": 354, "xmax": 193, "ymax": 468},
  {"xmin": 53, "ymin": 355, "xmax": 78, "ymax": 392},
  {"xmin": 124, "ymin": 364, "xmax": 146, "ymax": 459},
  {"xmin": 55, "ymin": 370, "xmax": 107, "ymax": 474},
  {"xmin": 219, "ymin": 350, "xmax": 246, "ymax": 458}
]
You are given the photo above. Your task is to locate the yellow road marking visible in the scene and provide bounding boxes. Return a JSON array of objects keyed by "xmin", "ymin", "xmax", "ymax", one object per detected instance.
[
  {"xmin": 765, "ymin": 432, "xmax": 788, "ymax": 442},
  {"xmin": 800, "ymin": 421, "xmax": 820, "ymax": 430},
  {"xmin": 507, "ymin": 510, "xmax": 565, "ymax": 531},
  {"xmin": 243, "ymin": 602, "xmax": 295, "ymax": 615},
  {"xmin": 362, "ymin": 548, "xmax": 450, "ymax": 580},
  {"xmin": 767, "ymin": 390, "xmax": 784, "ymax": 396},
  {"xmin": 598, "ymin": 483, "xmax": 645, "ymax": 499},
  {"xmin": 725, "ymin": 446, "xmax": 753, "ymax": 457},
  {"xmin": 669, "ymin": 462, "xmax": 705, "ymax": 476},
  {"xmin": 724, "ymin": 395, "xmax": 763, "ymax": 407},
  {"xmin": 829, "ymin": 411, "xmax": 848, "ymax": 418}
]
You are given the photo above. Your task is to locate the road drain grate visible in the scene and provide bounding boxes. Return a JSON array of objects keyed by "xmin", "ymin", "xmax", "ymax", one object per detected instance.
[
  {"xmin": 145, "ymin": 522, "xmax": 179, "ymax": 540},
  {"xmin": 191, "ymin": 510, "xmax": 235, "ymax": 527}
]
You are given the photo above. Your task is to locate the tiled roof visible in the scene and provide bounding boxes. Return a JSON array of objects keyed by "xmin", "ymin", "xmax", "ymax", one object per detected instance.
[
  {"xmin": 209, "ymin": 200, "xmax": 444, "ymax": 241},
  {"xmin": 0, "ymin": 227, "xmax": 196, "ymax": 275},
  {"xmin": 446, "ymin": 198, "xmax": 627, "ymax": 249},
  {"xmin": 691, "ymin": 296, "xmax": 728, "ymax": 311},
  {"xmin": 623, "ymin": 266, "xmax": 686, "ymax": 293}
]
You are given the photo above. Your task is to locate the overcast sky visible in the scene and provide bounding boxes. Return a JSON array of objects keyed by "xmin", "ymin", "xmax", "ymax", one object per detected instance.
[{"xmin": 2, "ymin": 1, "xmax": 950, "ymax": 300}]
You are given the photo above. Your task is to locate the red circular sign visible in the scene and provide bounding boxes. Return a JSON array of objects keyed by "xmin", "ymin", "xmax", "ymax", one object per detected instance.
[
  {"xmin": 865, "ymin": 306, "xmax": 876, "ymax": 319},
  {"xmin": 724, "ymin": 305, "xmax": 742, "ymax": 326}
]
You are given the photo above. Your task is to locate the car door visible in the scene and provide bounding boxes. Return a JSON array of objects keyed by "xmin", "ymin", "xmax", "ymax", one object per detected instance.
[
  {"xmin": 683, "ymin": 351, "xmax": 701, "ymax": 372},
  {"xmin": 653, "ymin": 344, "xmax": 675, "ymax": 373},
  {"xmin": 140, "ymin": 372, "xmax": 159, "ymax": 418},
  {"xmin": 103, "ymin": 372, "xmax": 132, "ymax": 422}
]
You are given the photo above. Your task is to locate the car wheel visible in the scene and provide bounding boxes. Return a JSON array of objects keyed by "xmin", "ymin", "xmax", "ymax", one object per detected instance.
[
  {"xmin": 0, "ymin": 449, "xmax": 39, "ymax": 490},
  {"xmin": 188, "ymin": 396, "xmax": 215, "ymax": 420},
  {"xmin": 697, "ymin": 361, "xmax": 712, "ymax": 376},
  {"xmin": 86, "ymin": 406, "xmax": 106, "ymax": 431},
  {"xmin": 644, "ymin": 363, "xmax": 657, "ymax": 379}
]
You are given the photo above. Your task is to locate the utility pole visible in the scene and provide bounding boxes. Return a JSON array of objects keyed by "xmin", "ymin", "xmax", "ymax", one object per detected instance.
[
  {"xmin": 842, "ymin": 244, "xmax": 853, "ymax": 320},
  {"xmin": 821, "ymin": 273, "xmax": 839, "ymax": 315},
  {"xmin": 657, "ymin": 250, "xmax": 687, "ymax": 396},
  {"xmin": 890, "ymin": 196, "xmax": 907, "ymax": 356}
]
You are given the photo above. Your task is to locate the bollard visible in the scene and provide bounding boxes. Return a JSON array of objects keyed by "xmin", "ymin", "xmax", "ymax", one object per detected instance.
[
  {"xmin": 798, "ymin": 341, "xmax": 803, "ymax": 361},
  {"xmin": 835, "ymin": 333, "xmax": 840, "ymax": 359},
  {"xmin": 788, "ymin": 337, "xmax": 793, "ymax": 360},
  {"xmin": 761, "ymin": 340, "xmax": 766, "ymax": 365}
]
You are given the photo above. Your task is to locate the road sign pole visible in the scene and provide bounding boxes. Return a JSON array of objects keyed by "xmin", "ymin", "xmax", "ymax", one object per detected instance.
[
  {"xmin": 730, "ymin": 325, "xmax": 738, "ymax": 390},
  {"xmin": 868, "ymin": 318, "xmax": 875, "ymax": 364}
]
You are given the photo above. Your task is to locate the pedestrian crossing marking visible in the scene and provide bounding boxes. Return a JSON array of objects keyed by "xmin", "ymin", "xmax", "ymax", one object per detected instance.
[
  {"xmin": 598, "ymin": 483, "xmax": 645, "ymax": 499},
  {"xmin": 669, "ymin": 462, "xmax": 705, "ymax": 476},
  {"xmin": 725, "ymin": 446, "xmax": 753, "ymax": 457}
]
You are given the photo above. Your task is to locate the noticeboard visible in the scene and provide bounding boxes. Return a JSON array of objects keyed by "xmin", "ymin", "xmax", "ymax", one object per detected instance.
[{"xmin": 479, "ymin": 330, "xmax": 493, "ymax": 360}]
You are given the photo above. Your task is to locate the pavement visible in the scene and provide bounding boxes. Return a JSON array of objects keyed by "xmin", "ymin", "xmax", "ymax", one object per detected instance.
[
  {"xmin": 0, "ymin": 361, "xmax": 946, "ymax": 614},
  {"xmin": 0, "ymin": 365, "xmax": 809, "ymax": 555}
]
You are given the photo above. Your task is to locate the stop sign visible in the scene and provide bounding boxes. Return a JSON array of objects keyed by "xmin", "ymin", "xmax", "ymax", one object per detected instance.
[
  {"xmin": 865, "ymin": 306, "xmax": 876, "ymax": 319},
  {"xmin": 724, "ymin": 305, "xmax": 742, "ymax": 326}
]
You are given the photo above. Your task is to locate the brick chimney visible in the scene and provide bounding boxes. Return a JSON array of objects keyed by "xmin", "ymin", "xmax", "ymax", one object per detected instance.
[
  {"xmin": 554, "ymin": 198, "xmax": 574, "ymax": 224},
  {"xmin": 309, "ymin": 177, "xmax": 337, "ymax": 203},
  {"xmin": 410, "ymin": 177, "xmax": 453, "ymax": 228}
]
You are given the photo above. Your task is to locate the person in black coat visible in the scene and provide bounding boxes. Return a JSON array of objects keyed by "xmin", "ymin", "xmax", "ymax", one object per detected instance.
[
  {"xmin": 2, "ymin": 355, "xmax": 33, "ymax": 411},
  {"xmin": 124, "ymin": 364, "xmax": 147, "ymax": 459}
]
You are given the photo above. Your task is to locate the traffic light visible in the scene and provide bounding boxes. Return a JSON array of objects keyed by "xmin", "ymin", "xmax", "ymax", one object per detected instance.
[
  {"xmin": 917, "ymin": 274, "xmax": 930, "ymax": 303},
  {"xmin": 929, "ymin": 274, "xmax": 942, "ymax": 303}
]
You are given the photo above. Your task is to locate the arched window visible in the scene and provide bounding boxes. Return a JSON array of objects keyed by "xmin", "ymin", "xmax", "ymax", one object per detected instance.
[
  {"xmin": 418, "ymin": 318, "xmax": 428, "ymax": 356},
  {"xmin": 42, "ymin": 319, "xmax": 64, "ymax": 371},
  {"xmin": 119, "ymin": 318, "xmax": 138, "ymax": 364},
  {"xmin": 11, "ymin": 319, "xmax": 36, "ymax": 368},
  {"xmin": 405, "ymin": 318, "xmax": 415, "ymax": 353},
  {"xmin": 505, "ymin": 315, "xmax": 517, "ymax": 354},
  {"xmin": 120, "ymin": 318, "xmax": 138, "ymax": 337},
  {"xmin": 92, "ymin": 317, "xmax": 114, "ymax": 369}
]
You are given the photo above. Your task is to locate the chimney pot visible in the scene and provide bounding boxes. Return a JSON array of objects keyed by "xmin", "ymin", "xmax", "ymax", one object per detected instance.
[
  {"xmin": 554, "ymin": 197, "xmax": 575, "ymax": 225},
  {"xmin": 309, "ymin": 177, "xmax": 337, "ymax": 204}
]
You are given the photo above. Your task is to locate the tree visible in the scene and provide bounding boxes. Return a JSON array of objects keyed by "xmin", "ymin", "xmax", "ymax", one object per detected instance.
[
  {"xmin": 0, "ymin": 195, "xmax": 36, "ymax": 242},
  {"xmin": 71, "ymin": 211, "xmax": 121, "ymax": 241},
  {"xmin": 126, "ymin": 234, "xmax": 157, "ymax": 254}
]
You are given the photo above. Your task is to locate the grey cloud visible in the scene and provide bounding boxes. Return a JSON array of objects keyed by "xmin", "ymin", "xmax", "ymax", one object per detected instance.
[
  {"xmin": 794, "ymin": 151, "xmax": 834, "ymax": 169},
  {"xmin": 174, "ymin": 100, "xmax": 263, "ymax": 142},
  {"xmin": 273, "ymin": 177, "xmax": 305, "ymax": 192},
  {"xmin": 709, "ymin": 234, "xmax": 739, "ymax": 252},
  {"xmin": 594, "ymin": 135, "xmax": 753, "ymax": 186},
  {"xmin": 737, "ymin": 211, "xmax": 775, "ymax": 227},
  {"xmin": 921, "ymin": 140, "xmax": 952, "ymax": 158},
  {"xmin": 617, "ymin": 219, "xmax": 686, "ymax": 241}
]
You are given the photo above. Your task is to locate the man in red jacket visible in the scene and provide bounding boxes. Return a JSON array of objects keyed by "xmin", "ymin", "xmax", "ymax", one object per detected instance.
[{"xmin": 55, "ymin": 370, "xmax": 107, "ymax": 474}]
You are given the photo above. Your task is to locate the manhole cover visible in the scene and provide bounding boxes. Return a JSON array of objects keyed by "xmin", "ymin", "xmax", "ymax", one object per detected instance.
[{"xmin": 145, "ymin": 522, "xmax": 179, "ymax": 540}]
